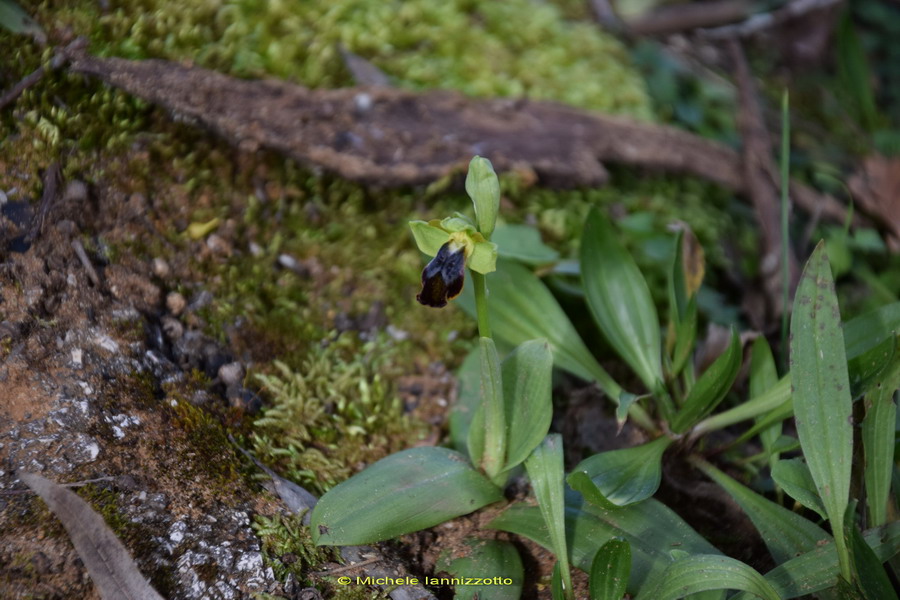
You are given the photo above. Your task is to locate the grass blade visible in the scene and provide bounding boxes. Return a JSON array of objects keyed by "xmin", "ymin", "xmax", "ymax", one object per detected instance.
[
  {"xmin": 638, "ymin": 555, "xmax": 780, "ymax": 600},
  {"xmin": 862, "ymin": 361, "xmax": 900, "ymax": 527},
  {"xmin": 567, "ymin": 437, "xmax": 672, "ymax": 508}
]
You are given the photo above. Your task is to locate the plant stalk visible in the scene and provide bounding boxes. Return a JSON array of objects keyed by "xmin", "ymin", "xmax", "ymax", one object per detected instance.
[{"xmin": 471, "ymin": 270, "xmax": 491, "ymax": 339}]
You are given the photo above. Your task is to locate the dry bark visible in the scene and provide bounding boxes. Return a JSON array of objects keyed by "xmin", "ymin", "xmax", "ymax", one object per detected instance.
[{"xmin": 67, "ymin": 50, "xmax": 847, "ymax": 223}]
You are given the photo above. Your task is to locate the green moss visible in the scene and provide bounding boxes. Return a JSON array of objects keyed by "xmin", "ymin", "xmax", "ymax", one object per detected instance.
[
  {"xmin": 253, "ymin": 512, "xmax": 337, "ymax": 582},
  {"xmin": 167, "ymin": 397, "xmax": 243, "ymax": 487},
  {"xmin": 250, "ymin": 334, "xmax": 429, "ymax": 495},
  {"xmin": 40, "ymin": 0, "xmax": 652, "ymax": 118}
]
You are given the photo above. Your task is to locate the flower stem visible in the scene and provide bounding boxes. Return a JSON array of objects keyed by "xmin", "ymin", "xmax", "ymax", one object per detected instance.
[{"xmin": 471, "ymin": 271, "xmax": 491, "ymax": 339}]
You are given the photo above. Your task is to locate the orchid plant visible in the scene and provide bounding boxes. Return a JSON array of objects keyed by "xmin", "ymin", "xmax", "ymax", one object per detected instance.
[{"xmin": 309, "ymin": 157, "xmax": 572, "ymax": 598}]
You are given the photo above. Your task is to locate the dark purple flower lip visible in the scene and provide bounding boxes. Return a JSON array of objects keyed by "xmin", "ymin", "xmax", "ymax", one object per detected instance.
[{"xmin": 416, "ymin": 241, "xmax": 466, "ymax": 308}]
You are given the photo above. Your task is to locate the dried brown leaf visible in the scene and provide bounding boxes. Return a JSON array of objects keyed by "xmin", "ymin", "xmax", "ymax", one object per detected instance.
[
  {"xmin": 18, "ymin": 471, "xmax": 164, "ymax": 600},
  {"xmin": 849, "ymin": 155, "xmax": 900, "ymax": 251}
]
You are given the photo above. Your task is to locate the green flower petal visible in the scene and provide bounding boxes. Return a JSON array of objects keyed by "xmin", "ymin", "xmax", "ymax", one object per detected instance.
[
  {"xmin": 466, "ymin": 156, "xmax": 500, "ymax": 239},
  {"xmin": 409, "ymin": 220, "xmax": 450, "ymax": 257},
  {"xmin": 468, "ymin": 240, "xmax": 499, "ymax": 274},
  {"xmin": 441, "ymin": 216, "xmax": 477, "ymax": 234}
]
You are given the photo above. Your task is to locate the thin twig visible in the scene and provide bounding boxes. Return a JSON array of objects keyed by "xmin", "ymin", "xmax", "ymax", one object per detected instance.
[
  {"xmin": 0, "ymin": 38, "xmax": 88, "ymax": 111},
  {"xmin": 25, "ymin": 161, "xmax": 61, "ymax": 243},
  {"xmin": 699, "ymin": 0, "xmax": 843, "ymax": 39},
  {"xmin": 310, "ymin": 557, "xmax": 382, "ymax": 577}
]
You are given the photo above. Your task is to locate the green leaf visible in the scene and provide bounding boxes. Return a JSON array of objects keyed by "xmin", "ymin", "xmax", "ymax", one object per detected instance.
[
  {"xmin": 551, "ymin": 561, "xmax": 566, "ymax": 600},
  {"xmin": 466, "ymin": 156, "xmax": 500, "ymax": 239},
  {"xmin": 670, "ymin": 296, "xmax": 698, "ymax": 377},
  {"xmin": 458, "ymin": 259, "xmax": 629, "ymax": 406},
  {"xmin": 848, "ymin": 521, "xmax": 898, "ymax": 600},
  {"xmin": 503, "ymin": 340, "xmax": 553, "ymax": 472},
  {"xmin": 771, "ymin": 458, "xmax": 828, "ymax": 520},
  {"xmin": 848, "ymin": 332, "xmax": 898, "ymax": 399},
  {"xmin": 493, "ymin": 224, "xmax": 560, "ymax": 265},
  {"xmin": 468, "ymin": 239, "xmax": 499, "ymax": 275},
  {"xmin": 450, "ymin": 347, "xmax": 482, "ymax": 456},
  {"xmin": 695, "ymin": 459, "xmax": 829, "ymax": 565},
  {"xmin": 567, "ymin": 437, "xmax": 672, "ymax": 508},
  {"xmin": 843, "ymin": 302, "xmax": 900, "ymax": 360},
  {"xmin": 731, "ymin": 522, "xmax": 900, "ymax": 600},
  {"xmin": 750, "ymin": 337, "xmax": 782, "ymax": 470},
  {"xmin": 581, "ymin": 208, "xmax": 663, "ymax": 393},
  {"xmin": 671, "ymin": 329, "xmax": 741, "ymax": 433},
  {"xmin": 436, "ymin": 539, "xmax": 523, "ymax": 600},
  {"xmin": 0, "ymin": 0, "xmax": 45, "ymax": 40},
  {"xmin": 692, "ymin": 375, "xmax": 791, "ymax": 438},
  {"xmin": 489, "ymin": 491, "xmax": 720, "ymax": 597},
  {"xmin": 409, "ymin": 220, "xmax": 450, "ymax": 257},
  {"xmin": 590, "ymin": 538, "xmax": 631, "ymax": 600},
  {"xmin": 478, "ymin": 337, "xmax": 506, "ymax": 480},
  {"xmin": 667, "ymin": 229, "xmax": 688, "ymax": 327},
  {"xmin": 862, "ymin": 361, "xmax": 900, "ymax": 527},
  {"xmin": 790, "ymin": 241, "xmax": 853, "ymax": 577},
  {"xmin": 637, "ymin": 555, "xmax": 780, "ymax": 600},
  {"xmin": 525, "ymin": 435, "xmax": 572, "ymax": 598},
  {"xmin": 310, "ymin": 447, "xmax": 502, "ymax": 545}
]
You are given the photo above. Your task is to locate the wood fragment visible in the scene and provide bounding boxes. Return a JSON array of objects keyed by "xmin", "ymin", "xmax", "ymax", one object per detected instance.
[
  {"xmin": 71, "ymin": 238, "xmax": 102, "ymax": 287},
  {"xmin": 26, "ymin": 161, "xmax": 61, "ymax": 243},
  {"xmin": 66, "ymin": 50, "xmax": 848, "ymax": 223},
  {"xmin": 628, "ymin": 0, "xmax": 751, "ymax": 36}
]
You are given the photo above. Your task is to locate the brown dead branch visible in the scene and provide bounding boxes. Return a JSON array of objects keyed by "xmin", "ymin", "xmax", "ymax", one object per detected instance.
[
  {"xmin": 728, "ymin": 38, "xmax": 798, "ymax": 326},
  {"xmin": 67, "ymin": 51, "xmax": 847, "ymax": 223},
  {"xmin": 700, "ymin": 0, "xmax": 844, "ymax": 40}
]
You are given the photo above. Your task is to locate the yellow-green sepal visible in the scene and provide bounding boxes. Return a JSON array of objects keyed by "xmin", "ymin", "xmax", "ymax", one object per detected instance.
[
  {"xmin": 466, "ymin": 156, "xmax": 499, "ymax": 239},
  {"xmin": 468, "ymin": 239, "xmax": 498, "ymax": 274},
  {"xmin": 409, "ymin": 220, "xmax": 451, "ymax": 257}
]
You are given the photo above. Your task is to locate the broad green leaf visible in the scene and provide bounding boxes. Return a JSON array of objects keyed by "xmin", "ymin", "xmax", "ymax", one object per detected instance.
[
  {"xmin": 731, "ymin": 522, "xmax": 900, "ymax": 600},
  {"xmin": 0, "ymin": 0, "xmax": 45, "ymax": 40},
  {"xmin": 466, "ymin": 156, "xmax": 499, "ymax": 238},
  {"xmin": 493, "ymin": 224, "xmax": 560, "ymax": 265},
  {"xmin": 567, "ymin": 437, "xmax": 672, "ymax": 508},
  {"xmin": 771, "ymin": 458, "xmax": 827, "ymax": 520},
  {"xmin": 503, "ymin": 340, "xmax": 553, "ymax": 471},
  {"xmin": 310, "ymin": 447, "xmax": 502, "ymax": 545},
  {"xmin": 581, "ymin": 208, "xmax": 663, "ymax": 393},
  {"xmin": 450, "ymin": 348, "xmax": 481, "ymax": 456},
  {"xmin": 696, "ymin": 459, "xmax": 829, "ymax": 565},
  {"xmin": 750, "ymin": 337, "xmax": 782, "ymax": 469},
  {"xmin": 862, "ymin": 361, "xmax": 900, "ymax": 527},
  {"xmin": 436, "ymin": 539, "xmax": 523, "ymax": 600},
  {"xmin": 458, "ymin": 260, "xmax": 630, "ymax": 406},
  {"xmin": 488, "ymin": 491, "xmax": 720, "ymax": 597},
  {"xmin": 843, "ymin": 302, "xmax": 900, "ymax": 359},
  {"xmin": 848, "ymin": 521, "xmax": 898, "ymax": 600},
  {"xmin": 590, "ymin": 538, "xmax": 631, "ymax": 600},
  {"xmin": 526, "ymin": 435, "xmax": 572, "ymax": 598},
  {"xmin": 790, "ymin": 242, "xmax": 852, "ymax": 578},
  {"xmin": 637, "ymin": 555, "xmax": 780, "ymax": 600},
  {"xmin": 479, "ymin": 337, "xmax": 506, "ymax": 480},
  {"xmin": 671, "ymin": 329, "xmax": 741, "ymax": 433}
]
